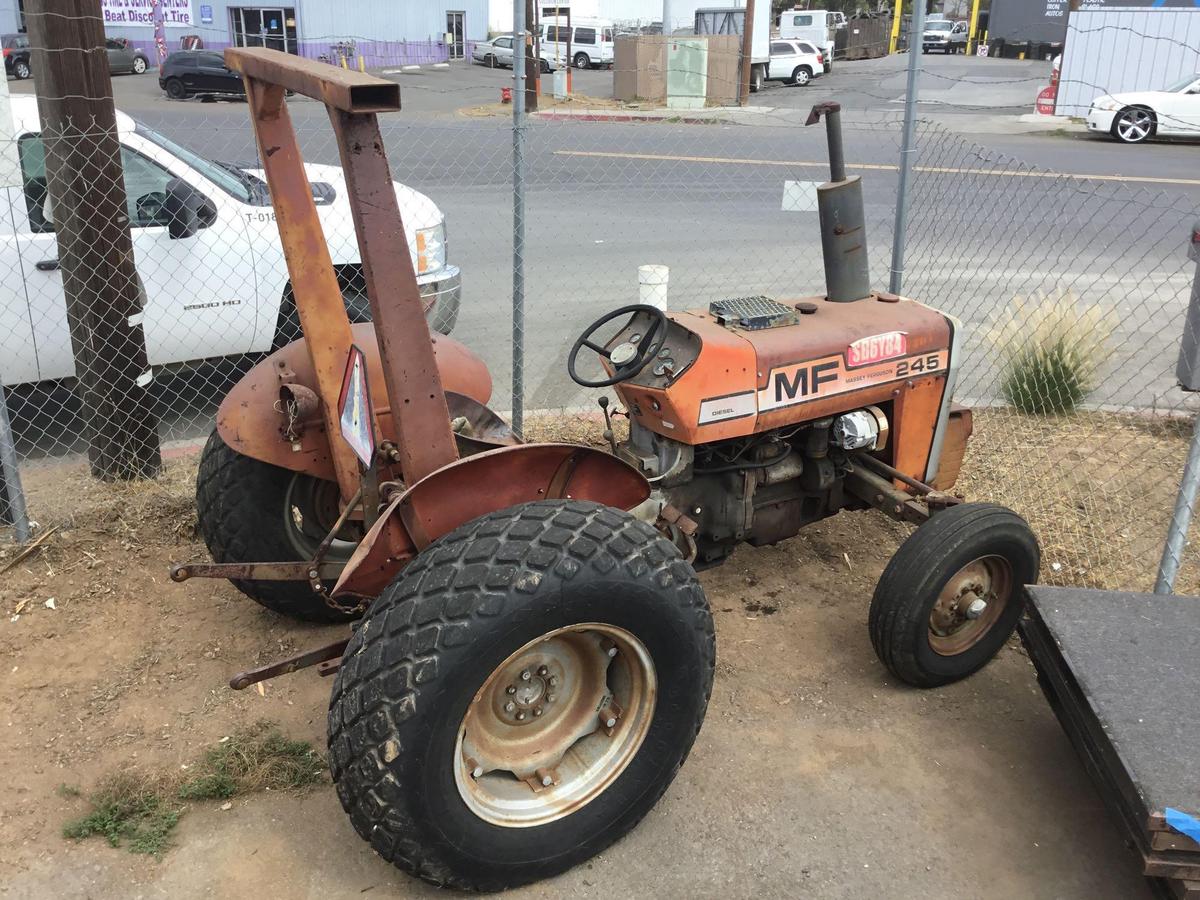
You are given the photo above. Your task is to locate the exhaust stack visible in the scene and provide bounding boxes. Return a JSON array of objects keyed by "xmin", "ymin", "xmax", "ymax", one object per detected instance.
[{"xmin": 805, "ymin": 102, "xmax": 871, "ymax": 302}]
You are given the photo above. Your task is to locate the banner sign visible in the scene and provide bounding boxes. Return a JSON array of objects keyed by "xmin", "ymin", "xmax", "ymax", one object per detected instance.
[{"xmin": 101, "ymin": 0, "xmax": 195, "ymax": 28}]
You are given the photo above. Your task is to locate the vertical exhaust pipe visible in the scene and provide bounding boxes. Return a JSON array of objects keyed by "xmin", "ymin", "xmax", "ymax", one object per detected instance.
[{"xmin": 805, "ymin": 102, "xmax": 871, "ymax": 302}]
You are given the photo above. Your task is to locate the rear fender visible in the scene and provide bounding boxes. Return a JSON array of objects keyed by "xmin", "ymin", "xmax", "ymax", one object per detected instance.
[
  {"xmin": 216, "ymin": 322, "xmax": 492, "ymax": 480},
  {"xmin": 333, "ymin": 443, "xmax": 651, "ymax": 599}
]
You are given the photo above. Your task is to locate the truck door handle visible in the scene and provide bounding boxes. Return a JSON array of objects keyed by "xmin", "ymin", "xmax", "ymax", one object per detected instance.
[{"xmin": 36, "ymin": 258, "xmax": 59, "ymax": 271}]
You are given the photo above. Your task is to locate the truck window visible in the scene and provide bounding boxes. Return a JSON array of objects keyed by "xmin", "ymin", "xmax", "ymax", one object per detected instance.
[
  {"xmin": 791, "ymin": 14, "xmax": 813, "ymax": 26},
  {"xmin": 575, "ymin": 27, "xmax": 596, "ymax": 45},
  {"xmin": 18, "ymin": 134, "xmax": 181, "ymax": 232}
]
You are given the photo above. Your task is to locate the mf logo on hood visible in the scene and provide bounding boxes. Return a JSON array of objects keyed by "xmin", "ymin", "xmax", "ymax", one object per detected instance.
[{"xmin": 847, "ymin": 332, "xmax": 907, "ymax": 368}]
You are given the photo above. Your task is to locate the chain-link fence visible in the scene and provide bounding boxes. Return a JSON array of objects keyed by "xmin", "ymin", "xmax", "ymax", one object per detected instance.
[{"xmin": 2, "ymin": 11, "xmax": 1199, "ymax": 595}]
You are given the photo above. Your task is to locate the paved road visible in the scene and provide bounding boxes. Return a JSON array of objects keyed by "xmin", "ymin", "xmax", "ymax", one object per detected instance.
[{"xmin": 6, "ymin": 56, "xmax": 1199, "ymax": 455}]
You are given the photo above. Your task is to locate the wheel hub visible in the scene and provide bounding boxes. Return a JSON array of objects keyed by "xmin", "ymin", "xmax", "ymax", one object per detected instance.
[
  {"xmin": 455, "ymin": 623, "xmax": 655, "ymax": 827},
  {"xmin": 927, "ymin": 556, "xmax": 1013, "ymax": 656}
]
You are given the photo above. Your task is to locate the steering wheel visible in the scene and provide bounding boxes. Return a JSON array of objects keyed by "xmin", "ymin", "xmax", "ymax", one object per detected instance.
[{"xmin": 568, "ymin": 304, "xmax": 669, "ymax": 388}]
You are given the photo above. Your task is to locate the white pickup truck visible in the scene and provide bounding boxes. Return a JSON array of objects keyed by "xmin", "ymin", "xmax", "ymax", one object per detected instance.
[{"xmin": 0, "ymin": 96, "xmax": 461, "ymax": 387}]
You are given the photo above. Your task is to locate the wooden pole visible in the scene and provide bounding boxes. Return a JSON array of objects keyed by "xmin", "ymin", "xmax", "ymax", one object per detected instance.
[
  {"xmin": 26, "ymin": 0, "xmax": 161, "ymax": 480},
  {"xmin": 524, "ymin": 0, "xmax": 538, "ymax": 111},
  {"xmin": 739, "ymin": 0, "xmax": 756, "ymax": 106}
]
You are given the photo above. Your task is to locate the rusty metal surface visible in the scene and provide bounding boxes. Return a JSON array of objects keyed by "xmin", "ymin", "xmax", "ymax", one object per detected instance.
[
  {"xmin": 928, "ymin": 555, "xmax": 1012, "ymax": 656},
  {"xmin": 844, "ymin": 464, "xmax": 930, "ymax": 525},
  {"xmin": 229, "ymin": 637, "xmax": 350, "ymax": 690},
  {"xmin": 217, "ymin": 324, "xmax": 492, "ymax": 481},
  {"xmin": 333, "ymin": 444, "xmax": 651, "ymax": 598},
  {"xmin": 226, "ymin": 47, "xmax": 400, "ymax": 113},
  {"xmin": 447, "ymin": 391, "xmax": 522, "ymax": 456},
  {"xmin": 454, "ymin": 623, "xmax": 657, "ymax": 827},
  {"xmin": 329, "ymin": 108, "xmax": 458, "ymax": 485},
  {"xmin": 170, "ymin": 560, "xmax": 344, "ymax": 582},
  {"xmin": 854, "ymin": 451, "xmax": 935, "ymax": 495},
  {"xmin": 240, "ymin": 77, "xmax": 362, "ymax": 502}
]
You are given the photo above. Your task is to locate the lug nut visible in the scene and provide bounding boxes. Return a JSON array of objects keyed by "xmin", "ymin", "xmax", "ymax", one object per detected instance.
[
  {"xmin": 533, "ymin": 707, "xmax": 543, "ymax": 717},
  {"xmin": 472, "ymin": 766, "xmax": 483, "ymax": 778},
  {"xmin": 607, "ymin": 647, "xmax": 618, "ymax": 658},
  {"xmin": 548, "ymin": 675, "xmax": 558, "ymax": 688},
  {"xmin": 604, "ymin": 715, "xmax": 617, "ymax": 728},
  {"xmin": 536, "ymin": 767, "xmax": 555, "ymax": 787},
  {"xmin": 520, "ymin": 670, "xmax": 531, "ymax": 681},
  {"xmin": 546, "ymin": 694, "xmax": 556, "ymax": 703},
  {"xmin": 537, "ymin": 665, "xmax": 548, "ymax": 676},
  {"xmin": 516, "ymin": 711, "xmax": 526, "ymax": 721},
  {"xmin": 506, "ymin": 685, "xmax": 516, "ymax": 695},
  {"xmin": 504, "ymin": 701, "xmax": 515, "ymax": 713}
]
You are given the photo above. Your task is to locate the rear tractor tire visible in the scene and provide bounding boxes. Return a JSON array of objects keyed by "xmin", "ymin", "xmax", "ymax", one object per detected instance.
[
  {"xmin": 195, "ymin": 430, "xmax": 364, "ymax": 623},
  {"xmin": 868, "ymin": 502, "xmax": 1039, "ymax": 688},
  {"xmin": 327, "ymin": 500, "xmax": 715, "ymax": 890}
]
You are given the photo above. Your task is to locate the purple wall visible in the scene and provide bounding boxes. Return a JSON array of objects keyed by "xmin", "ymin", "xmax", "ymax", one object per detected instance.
[{"xmin": 123, "ymin": 37, "xmax": 480, "ymax": 68}]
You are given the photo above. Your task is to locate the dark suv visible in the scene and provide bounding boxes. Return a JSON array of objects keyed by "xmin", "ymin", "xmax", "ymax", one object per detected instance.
[
  {"xmin": 3, "ymin": 34, "xmax": 31, "ymax": 80},
  {"xmin": 159, "ymin": 50, "xmax": 245, "ymax": 99}
]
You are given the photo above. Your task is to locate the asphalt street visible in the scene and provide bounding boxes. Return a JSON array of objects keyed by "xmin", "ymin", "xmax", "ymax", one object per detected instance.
[{"xmin": 6, "ymin": 54, "xmax": 1200, "ymax": 453}]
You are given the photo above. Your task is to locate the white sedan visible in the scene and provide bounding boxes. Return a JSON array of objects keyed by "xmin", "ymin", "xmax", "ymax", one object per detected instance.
[
  {"xmin": 472, "ymin": 35, "xmax": 557, "ymax": 72},
  {"xmin": 1086, "ymin": 73, "xmax": 1200, "ymax": 144}
]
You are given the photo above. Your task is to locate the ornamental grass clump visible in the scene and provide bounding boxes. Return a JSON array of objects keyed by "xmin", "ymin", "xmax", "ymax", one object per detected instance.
[{"xmin": 988, "ymin": 289, "xmax": 1116, "ymax": 415}]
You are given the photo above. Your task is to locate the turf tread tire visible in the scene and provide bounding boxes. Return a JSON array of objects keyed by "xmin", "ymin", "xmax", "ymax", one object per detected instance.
[
  {"xmin": 195, "ymin": 430, "xmax": 356, "ymax": 624},
  {"xmin": 868, "ymin": 502, "xmax": 1039, "ymax": 688},
  {"xmin": 327, "ymin": 499, "xmax": 715, "ymax": 891}
]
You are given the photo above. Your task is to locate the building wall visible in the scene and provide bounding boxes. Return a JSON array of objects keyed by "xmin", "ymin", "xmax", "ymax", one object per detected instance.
[
  {"xmin": 490, "ymin": 0, "xmax": 684, "ymax": 36},
  {"xmin": 988, "ymin": 0, "xmax": 1197, "ymax": 44},
  {"xmin": 1056, "ymin": 7, "xmax": 1200, "ymax": 116},
  {"xmin": 101, "ymin": 0, "xmax": 488, "ymax": 67}
]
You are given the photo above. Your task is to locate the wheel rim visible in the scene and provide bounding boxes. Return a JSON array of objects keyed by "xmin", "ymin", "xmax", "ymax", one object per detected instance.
[
  {"xmin": 455, "ymin": 622, "xmax": 656, "ymax": 828},
  {"xmin": 17, "ymin": 62, "xmax": 29, "ymax": 77},
  {"xmin": 282, "ymin": 474, "xmax": 361, "ymax": 563},
  {"xmin": 927, "ymin": 555, "xmax": 1012, "ymax": 656},
  {"xmin": 134, "ymin": 59, "xmax": 146, "ymax": 73},
  {"xmin": 1117, "ymin": 110, "xmax": 1151, "ymax": 141},
  {"xmin": 575, "ymin": 54, "xmax": 588, "ymax": 68},
  {"xmin": 796, "ymin": 70, "xmax": 808, "ymax": 85}
]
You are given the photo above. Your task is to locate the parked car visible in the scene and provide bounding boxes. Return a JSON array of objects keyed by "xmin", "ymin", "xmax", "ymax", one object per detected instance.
[
  {"xmin": 539, "ymin": 17, "xmax": 615, "ymax": 69},
  {"xmin": 767, "ymin": 39, "xmax": 825, "ymax": 86},
  {"xmin": 106, "ymin": 37, "xmax": 150, "ymax": 75},
  {"xmin": 158, "ymin": 50, "xmax": 245, "ymax": 99},
  {"xmin": 0, "ymin": 95, "xmax": 461, "ymax": 387},
  {"xmin": 1087, "ymin": 73, "xmax": 1200, "ymax": 144},
  {"xmin": 2, "ymin": 33, "xmax": 31, "ymax": 80},
  {"xmin": 777, "ymin": 9, "xmax": 836, "ymax": 72},
  {"xmin": 922, "ymin": 20, "xmax": 968, "ymax": 54},
  {"xmin": 471, "ymin": 34, "xmax": 557, "ymax": 72}
]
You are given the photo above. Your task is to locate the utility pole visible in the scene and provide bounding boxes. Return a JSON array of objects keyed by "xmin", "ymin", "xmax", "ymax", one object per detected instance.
[
  {"xmin": 888, "ymin": 0, "xmax": 926, "ymax": 295},
  {"xmin": 27, "ymin": 0, "xmax": 161, "ymax": 480},
  {"xmin": 739, "ymin": 0, "xmax": 757, "ymax": 106},
  {"xmin": 524, "ymin": 0, "xmax": 538, "ymax": 111}
]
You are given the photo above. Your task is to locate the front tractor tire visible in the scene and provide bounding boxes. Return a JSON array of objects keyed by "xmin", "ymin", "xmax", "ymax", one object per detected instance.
[
  {"xmin": 327, "ymin": 500, "xmax": 715, "ymax": 891},
  {"xmin": 869, "ymin": 503, "xmax": 1039, "ymax": 688},
  {"xmin": 195, "ymin": 430, "xmax": 362, "ymax": 624}
]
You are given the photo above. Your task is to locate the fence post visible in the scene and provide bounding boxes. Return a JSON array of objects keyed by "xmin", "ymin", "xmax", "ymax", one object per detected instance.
[
  {"xmin": 888, "ymin": 0, "xmax": 926, "ymax": 295},
  {"xmin": 511, "ymin": 0, "xmax": 527, "ymax": 437},
  {"xmin": 0, "ymin": 383, "xmax": 30, "ymax": 542},
  {"xmin": 1155, "ymin": 222, "xmax": 1200, "ymax": 594}
]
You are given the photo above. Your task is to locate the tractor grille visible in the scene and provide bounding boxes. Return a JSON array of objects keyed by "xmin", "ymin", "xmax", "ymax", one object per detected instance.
[{"xmin": 708, "ymin": 296, "xmax": 799, "ymax": 330}]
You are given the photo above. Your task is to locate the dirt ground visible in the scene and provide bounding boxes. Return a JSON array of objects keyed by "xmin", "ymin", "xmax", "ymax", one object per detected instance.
[{"xmin": 0, "ymin": 441, "xmax": 1156, "ymax": 900}]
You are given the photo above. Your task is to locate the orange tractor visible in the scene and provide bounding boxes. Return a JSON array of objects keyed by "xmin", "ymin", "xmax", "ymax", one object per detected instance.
[{"xmin": 174, "ymin": 52, "xmax": 1039, "ymax": 890}]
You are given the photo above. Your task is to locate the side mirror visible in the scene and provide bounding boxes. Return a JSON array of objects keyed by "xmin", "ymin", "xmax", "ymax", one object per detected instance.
[{"xmin": 163, "ymin": 177, "xmax": 216, "ymax": 240}]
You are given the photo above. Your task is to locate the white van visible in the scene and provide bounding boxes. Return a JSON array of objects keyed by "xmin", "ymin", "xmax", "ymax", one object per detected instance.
[
  {"xmin": 0, "ymin": 96, "xmax": 461, "ymax": 387},
  {"xmin": 539, "ymin": 17, "xmax": 615, "ymax": 69},
  {"xmin": 777, "ymin": 9, "xmax": 837, "ymax": 72}
]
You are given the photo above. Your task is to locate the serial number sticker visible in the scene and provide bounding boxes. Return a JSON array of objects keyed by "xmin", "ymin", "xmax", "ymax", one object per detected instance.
[
  {"xmin": 759, "ymin": 350, "xmax": 947, "ymax": 412},
  {"xmin": 698, "ymin": 391, "xmax": 756, "ymax": 425}
]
